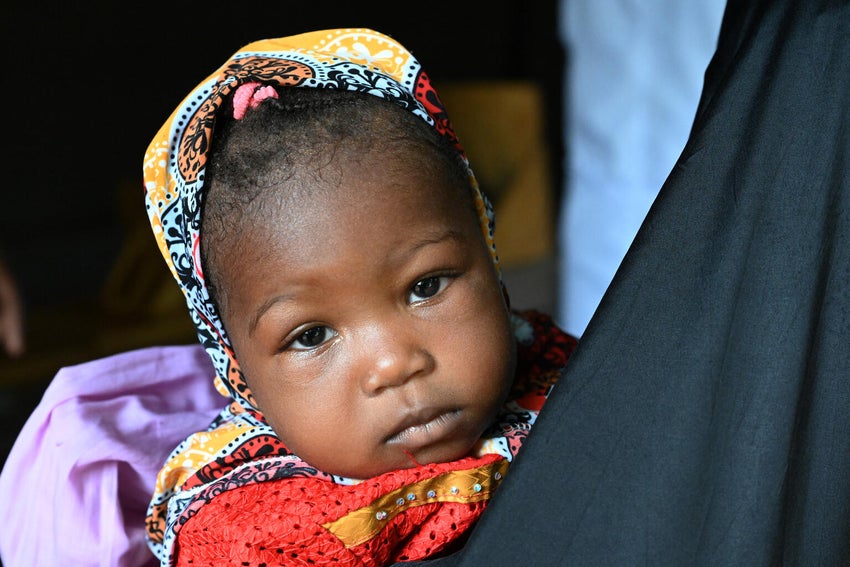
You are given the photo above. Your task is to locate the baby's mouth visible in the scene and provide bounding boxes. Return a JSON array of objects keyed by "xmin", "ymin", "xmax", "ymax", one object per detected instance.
[{"xmin": 385, "ymin": 408, "xmax": 463, "ymax": 449}]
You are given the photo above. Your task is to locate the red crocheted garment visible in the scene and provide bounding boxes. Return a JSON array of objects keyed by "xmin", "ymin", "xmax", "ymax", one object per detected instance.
[{"xmin": 175, "ymin": 454, "xmax": 506, "ymax": 566}]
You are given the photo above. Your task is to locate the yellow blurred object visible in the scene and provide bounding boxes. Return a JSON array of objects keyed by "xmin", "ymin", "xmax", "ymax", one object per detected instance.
[
  {"xmin": 437, "ymin": 81, "xmax": 555, "ymax": 268},
  {"xmin": 96, "ymin": 181, "xmax": 198, "ymax": 352}
]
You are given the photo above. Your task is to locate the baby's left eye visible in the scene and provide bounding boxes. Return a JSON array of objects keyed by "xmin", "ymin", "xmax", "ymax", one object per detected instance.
[{"xmin": 409, "ymin": 276, "xmax": 449, "ymax": 303}]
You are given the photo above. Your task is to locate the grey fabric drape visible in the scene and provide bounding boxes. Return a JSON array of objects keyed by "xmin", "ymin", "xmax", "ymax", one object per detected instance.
[{"xmin": 403, "ymin": 0, "xmax": 850, "ymax": 564}]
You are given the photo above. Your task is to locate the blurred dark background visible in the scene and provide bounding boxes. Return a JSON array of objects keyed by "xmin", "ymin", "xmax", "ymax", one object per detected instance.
[{"xmin": 0, "ymin": 1, "xmax": 564, "ymax": 467}]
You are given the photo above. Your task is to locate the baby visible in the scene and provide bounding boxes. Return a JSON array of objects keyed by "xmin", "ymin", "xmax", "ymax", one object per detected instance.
[{"xmin": 144, "ymin": 29, "xmax": 576, "ymax": 566}]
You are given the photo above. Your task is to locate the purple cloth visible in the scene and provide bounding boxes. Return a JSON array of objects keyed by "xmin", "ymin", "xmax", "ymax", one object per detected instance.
[{"xmin": 0, "ymin": 345, "xmax": 223, "ymax": 567}]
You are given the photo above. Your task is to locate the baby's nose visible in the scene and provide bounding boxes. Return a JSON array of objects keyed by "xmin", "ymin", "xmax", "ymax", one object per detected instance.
[{"xmin": 361, "ymin": 333, "xmax": 434, "ymax": 394}]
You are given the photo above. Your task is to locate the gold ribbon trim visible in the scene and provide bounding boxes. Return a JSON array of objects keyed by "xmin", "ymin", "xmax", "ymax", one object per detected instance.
[{"xmin": 323, "ymin": 458, "xmax": 509, "ymax": 548}]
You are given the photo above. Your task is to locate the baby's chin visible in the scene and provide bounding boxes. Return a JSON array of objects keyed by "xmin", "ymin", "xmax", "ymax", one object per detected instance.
[{"xmin": 324, "ymin": 441, "xmax": 481, "ymax": 481}]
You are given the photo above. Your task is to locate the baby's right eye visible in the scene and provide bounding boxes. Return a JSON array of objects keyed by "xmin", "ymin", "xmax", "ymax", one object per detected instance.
[{"xmin": 289, "ymin": 326, "xmax": 337, "ymax": 351}]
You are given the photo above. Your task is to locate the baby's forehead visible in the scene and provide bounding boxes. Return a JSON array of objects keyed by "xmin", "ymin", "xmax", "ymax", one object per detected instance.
[
  {"xmin": 217, "ymin": 157, "xmax": 485, "ymax": 283},
  {"xmin": 270, "ymin": 152, "xmax": 475, "ymax": 221}
]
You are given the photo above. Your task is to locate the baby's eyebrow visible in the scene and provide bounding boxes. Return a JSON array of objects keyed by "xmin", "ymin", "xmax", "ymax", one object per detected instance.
[
  {"xmin": 248, "ymin": 293, "xmax": 295, "ymax": 337},
  {"xmin": 388, "ymin": 229, "xmax": 466, "ymax": 262}
]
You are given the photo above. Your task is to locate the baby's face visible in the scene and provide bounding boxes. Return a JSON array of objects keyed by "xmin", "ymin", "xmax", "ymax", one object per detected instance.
[{"xmin": 218, "ymin": 144, "xmax": 516, "ymax": 479}]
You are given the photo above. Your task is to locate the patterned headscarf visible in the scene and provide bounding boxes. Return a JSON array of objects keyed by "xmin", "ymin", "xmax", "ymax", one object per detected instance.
[
  {"xmin": 143, "ymin": 28, "xmax": 499, "ymax": 411},
  {"xmin": 143, "ymin": 29, "xmax": 573, "ymax": 564}
]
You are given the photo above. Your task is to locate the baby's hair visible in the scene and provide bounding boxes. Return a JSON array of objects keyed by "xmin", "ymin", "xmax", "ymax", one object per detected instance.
[{"xmin": 201, "ymin": 86, "xmax": 474, "ymax": 321}]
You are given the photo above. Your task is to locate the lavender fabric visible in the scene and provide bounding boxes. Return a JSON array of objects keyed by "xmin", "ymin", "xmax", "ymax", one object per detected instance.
[{"xmin": 0, "ymin": 345, "xmax": 222, "ymax": 567}]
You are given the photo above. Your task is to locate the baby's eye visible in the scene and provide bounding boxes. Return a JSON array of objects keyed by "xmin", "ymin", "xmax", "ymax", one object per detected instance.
[
  {"xmin": 290, "ymin": 326, "xmax": 337, "ymax": 351},
  {"xmin": 409, "ymin": 276, "xmax": 450, "ymax": 303}
]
